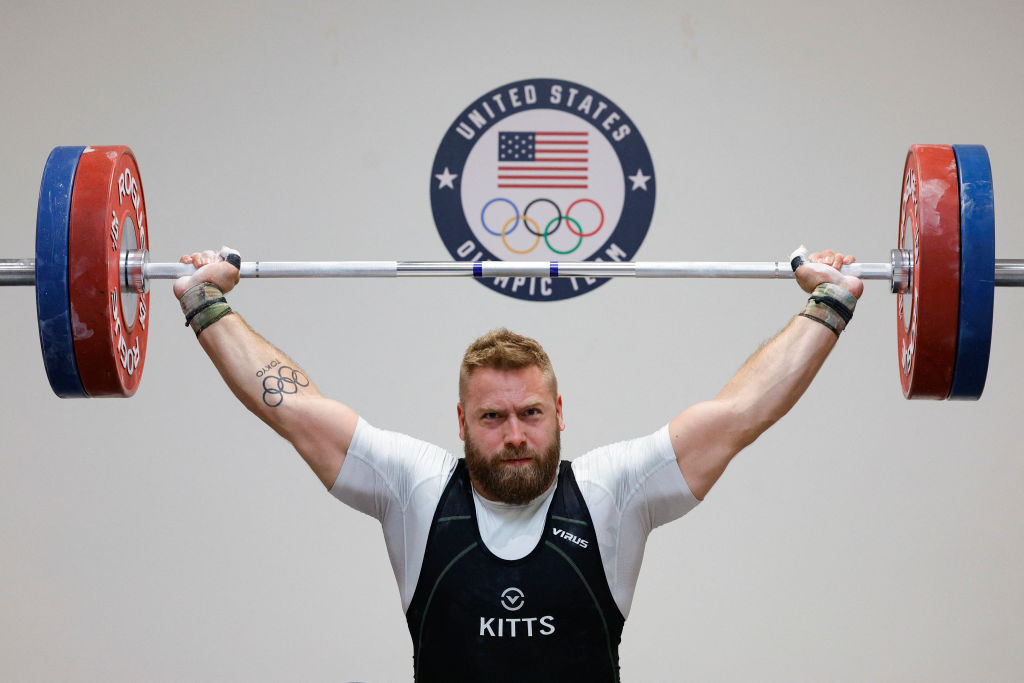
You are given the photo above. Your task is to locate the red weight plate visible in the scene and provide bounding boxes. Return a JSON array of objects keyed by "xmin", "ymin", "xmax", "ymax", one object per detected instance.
[
  {"xmin": 895, "ymin": 145, "xmax": 960, "ymax": 399},
  {"xmin": 68, "ymin": 146, "xmax": 150, "ymax": 397}
]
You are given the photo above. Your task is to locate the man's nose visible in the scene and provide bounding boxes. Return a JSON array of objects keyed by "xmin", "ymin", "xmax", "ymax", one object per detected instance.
[{"xmin": 504, "ymin": 416, "xmax": 527, "ymax": 447}]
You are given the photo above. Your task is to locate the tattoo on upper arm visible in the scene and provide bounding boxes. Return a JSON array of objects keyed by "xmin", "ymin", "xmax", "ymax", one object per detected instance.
[{"xmin": 257, "ymin": 361, "xmax": 310, "ymax": 407}]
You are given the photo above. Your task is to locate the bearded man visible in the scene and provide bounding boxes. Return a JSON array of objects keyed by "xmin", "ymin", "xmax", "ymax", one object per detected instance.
[{"xmin": 174, "ymin": 246, "xmax": 862, "ymax": 682}]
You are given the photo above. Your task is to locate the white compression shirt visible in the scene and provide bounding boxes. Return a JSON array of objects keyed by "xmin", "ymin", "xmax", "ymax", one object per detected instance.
[{"xmin": 330, "ymin": 418, "xmax": 700, "ymax": 617}]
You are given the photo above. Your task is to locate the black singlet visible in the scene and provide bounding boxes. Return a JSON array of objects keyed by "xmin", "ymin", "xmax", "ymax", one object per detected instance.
[{"xmin": 405, "ymin": 459, "xmax": 625, "ymax": 682}]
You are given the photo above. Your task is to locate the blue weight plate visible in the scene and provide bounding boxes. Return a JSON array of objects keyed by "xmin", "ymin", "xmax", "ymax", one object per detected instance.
[
  {"xmin": 949, "ymin": 144, "xmax": 995, "ymax": 400},
  {"xmin": 36, "ymin": 146, "xmax": 88, "ymax": 398}
]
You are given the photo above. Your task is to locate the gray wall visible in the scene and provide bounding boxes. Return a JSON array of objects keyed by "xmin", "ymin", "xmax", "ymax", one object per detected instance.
[{"xmin": 2, "ymin": 1, "xmax": 1022, "ymax": 680}]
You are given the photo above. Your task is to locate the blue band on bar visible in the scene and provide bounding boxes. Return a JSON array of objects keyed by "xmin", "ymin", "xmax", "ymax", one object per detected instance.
[
  {"xmin": 473, "ymin": 262, "xmax": 482, "ymax": 277},
  {"xmin": 550, "ymin": 261, "xmax": 558, "ymax": 277}
]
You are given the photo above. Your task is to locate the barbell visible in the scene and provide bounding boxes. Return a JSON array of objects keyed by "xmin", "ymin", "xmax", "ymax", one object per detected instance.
[{"xmin": 2, "ymin": 145, "xmax": 1021, "ymax": 400}]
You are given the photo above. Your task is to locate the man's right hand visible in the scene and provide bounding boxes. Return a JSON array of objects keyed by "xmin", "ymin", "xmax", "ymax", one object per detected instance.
[
  {"xmin": 793, "ymin": 247, "xmax": 865, "ymax": 299},
  {"xmin": 172, "ymin": 246, "xmax": 241, "ymax": 299}
]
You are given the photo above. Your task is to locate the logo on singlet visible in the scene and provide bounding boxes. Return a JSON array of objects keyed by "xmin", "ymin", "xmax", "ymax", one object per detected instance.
[
  {"xmin": 500, "ymin": 587, "xmax": 525, "ymax": 611},
  {"xmin": 552, "ymin": 527, "xmax": 589, "ymax": 548},
  {"xmin": 480, "ymin": 588, "xmax": 556, "ymax": 638}
]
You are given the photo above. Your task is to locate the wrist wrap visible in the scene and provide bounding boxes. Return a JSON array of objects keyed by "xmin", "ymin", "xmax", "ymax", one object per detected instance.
[
  {"xmin": 799, "ymin": 283, "xmax": 857, "ymax": 337},
  {"xmin": 179, "ymin": 282, "xmax": 233, "ymax": 337}
]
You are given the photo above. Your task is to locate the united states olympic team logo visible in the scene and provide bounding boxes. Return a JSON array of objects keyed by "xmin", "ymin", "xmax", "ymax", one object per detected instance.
[{"xmin": 430, "ymin": 78, "xmax": 655, "ymax": 301}]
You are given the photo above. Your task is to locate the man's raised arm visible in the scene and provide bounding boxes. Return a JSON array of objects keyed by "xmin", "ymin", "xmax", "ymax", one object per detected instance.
[
  {"xmin": 669, "ymin": 249, "xmax": 864, "ymax": 500},
  {"xmin": 173, "ymin": 248, "xmax": 358, "ymax": 488}
]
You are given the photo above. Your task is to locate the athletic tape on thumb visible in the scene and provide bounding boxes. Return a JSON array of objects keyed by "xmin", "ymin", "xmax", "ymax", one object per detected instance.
[{"xmin": 790, "ymin": 246, "xmax": 810, "ymax": 272}]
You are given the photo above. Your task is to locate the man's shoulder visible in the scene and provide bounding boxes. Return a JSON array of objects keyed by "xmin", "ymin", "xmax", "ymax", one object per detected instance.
[
  {"xmin": 570, "ymin": 425, "xmax": 674, "ymax": 473},
  {"xmin": 346, "ymin": 417, "xmax": 459, "ymax": 482}
]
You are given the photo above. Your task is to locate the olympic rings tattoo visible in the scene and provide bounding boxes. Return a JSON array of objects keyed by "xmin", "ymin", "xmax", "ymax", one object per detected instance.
[
  {"xmin": 480, "ymin": 197, "xmax": 605, "ymax": 255},
  {"xmin": 261, "ymin": 365, "xmax": 311, "ymax": 407}
]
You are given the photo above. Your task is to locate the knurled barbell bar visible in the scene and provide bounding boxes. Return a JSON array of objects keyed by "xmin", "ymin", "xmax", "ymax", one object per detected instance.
[{"xmin": 2, "ymin": 145, "xmax": 1021, "ymax": 400}]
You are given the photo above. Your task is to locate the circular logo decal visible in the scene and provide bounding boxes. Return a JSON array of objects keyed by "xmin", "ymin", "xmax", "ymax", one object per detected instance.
[
  {"xmin": 430, "ymin": 78, "xmax": 656, "ymax": 301},
  {"xmin": 500, "ymin": 586, "xmax": 525, "ymax": 611}
]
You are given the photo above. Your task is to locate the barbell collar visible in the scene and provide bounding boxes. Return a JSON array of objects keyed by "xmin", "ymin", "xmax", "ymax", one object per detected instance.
[
  {"xmin": 122, "ymin": 248, "xmax": 150, "ymax": 294},
  {"xmin": 891, "ymin": 248, "xmax": 913, "ymax": 294}
]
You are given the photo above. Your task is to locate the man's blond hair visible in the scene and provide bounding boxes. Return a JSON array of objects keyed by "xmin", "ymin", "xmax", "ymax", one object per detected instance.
[{"xmin": 459, "ymin": 328, "xmax": 557, "ymax": 402}]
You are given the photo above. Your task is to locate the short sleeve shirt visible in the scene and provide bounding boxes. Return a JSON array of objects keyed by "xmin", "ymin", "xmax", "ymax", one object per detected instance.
[{"xmin": 330, "ymin": 418, "xmax": 699, "ymax": 617}]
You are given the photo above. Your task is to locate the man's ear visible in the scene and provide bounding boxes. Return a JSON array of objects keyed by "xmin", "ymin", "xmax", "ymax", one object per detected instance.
[
  {"xmin": 457, "ymin": 402, "xmax": 467, "ymax": 441},
  {"xmin": 556, "ymin": 394, "xmax": 565, "ymax": 431}
]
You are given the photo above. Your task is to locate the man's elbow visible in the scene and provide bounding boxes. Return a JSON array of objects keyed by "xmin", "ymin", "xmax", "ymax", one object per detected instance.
[
  {"xmin": 733, "ymin": 384, "xmax": 799, "ymax": 440},
  {"xmin": 246, "ymin": 398, "xmax": 346, "ymax": 488},
  {"xmin": 720, "ymin": 398, "xmax": 790, "ymax": 454}
]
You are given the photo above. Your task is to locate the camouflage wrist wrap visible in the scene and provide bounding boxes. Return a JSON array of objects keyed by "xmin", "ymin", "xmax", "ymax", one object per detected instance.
[
  {"xmin": 799, "ymin": 283, "xmax": 857, "ymax": 337},
  {"xmin": 179, "ymin": 282, "xmax": 234, "ymax": 338}
]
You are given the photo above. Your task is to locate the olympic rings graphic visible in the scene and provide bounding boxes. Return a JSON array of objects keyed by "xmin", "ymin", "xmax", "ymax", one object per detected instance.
[
  {"xmin": 481, "ymin": 198, "xmax": 519, "ymax": 236},
  {"xmin": 480, "ymin": 197, "xmax": 605, "ymax": 255},
  {"xmin": 544, "ymin": 216, "xmax": 583, "ymax": 254},
  {"xmin": 503, "ymin": 215, "xmax": 541, "ymax": 254},
  {"xmin": 523, "ymin": 198, "xmax": 563, "ymax": 237},
  {"xmin": 565, "ymin": 198, "xmax": 604, "ymax": 237},
  {"xmin": 262, "ymin": 365, "xmax": 311, "ymax": 407}
]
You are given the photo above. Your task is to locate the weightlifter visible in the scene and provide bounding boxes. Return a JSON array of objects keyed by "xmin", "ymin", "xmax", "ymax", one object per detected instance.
[{"xmin": 173, "ymin": 246, "xmax": 862, "ymax": 682}]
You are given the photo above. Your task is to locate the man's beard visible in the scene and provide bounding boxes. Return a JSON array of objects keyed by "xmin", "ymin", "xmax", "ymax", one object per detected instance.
[{"xmin": 464, "ymin": 430, "xmax": 560, "ymax": 505}]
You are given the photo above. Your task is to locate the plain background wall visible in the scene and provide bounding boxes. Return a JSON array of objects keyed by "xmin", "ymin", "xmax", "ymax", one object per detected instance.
[{"xmin": 2, "ymin": 1, "xmax": 1022, "ymax": 680}]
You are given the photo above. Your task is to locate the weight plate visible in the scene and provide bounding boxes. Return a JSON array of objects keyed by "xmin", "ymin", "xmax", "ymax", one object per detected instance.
[
  {"xmin": 948, "ymin": 144, "xmax": 995, "ymax": 400},
  {"xmin": 36, "ymin": 146, "xmax": 89, "ymax": 398},
  {"xmin": 68, "ymin": 146, "xmax": 150, "ymax": 397},
  {"xmin": 896, "ymin": 145, "xmax": 961, "ymax": 399}
]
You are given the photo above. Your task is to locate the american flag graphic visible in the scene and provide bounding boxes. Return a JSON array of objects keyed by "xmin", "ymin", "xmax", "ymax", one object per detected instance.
[{"xmin": 497, "ymin": 131, "xmax": 588, "ymax": 189}]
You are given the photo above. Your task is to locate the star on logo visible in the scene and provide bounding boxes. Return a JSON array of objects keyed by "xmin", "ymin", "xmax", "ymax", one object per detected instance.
[
  {"xmin": 628, "ymin": 168, "xmax": 651, "ymax": 191},
  {"xmin": 434, "ymin": 167, "xmax": 458, "ymax": 190}
]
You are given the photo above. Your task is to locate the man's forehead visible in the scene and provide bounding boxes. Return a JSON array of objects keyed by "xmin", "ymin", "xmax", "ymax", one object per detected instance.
[
  {"xmin": 464, "ymin": 366, "xmax": 555, "ymax": 404},
  {"xmin": 473, "ymin": 398, "xmax": 548, "ymax": 414}
]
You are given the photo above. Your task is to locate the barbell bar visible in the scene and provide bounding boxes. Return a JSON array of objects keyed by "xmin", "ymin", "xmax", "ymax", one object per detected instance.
[
  {"xmin": 4, "ymin": 144, "xmax": 1020, "ymax": 401},
  {"xmin": 4, "ymin": 253, "xmax": 1024, "ymax": 285}
]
